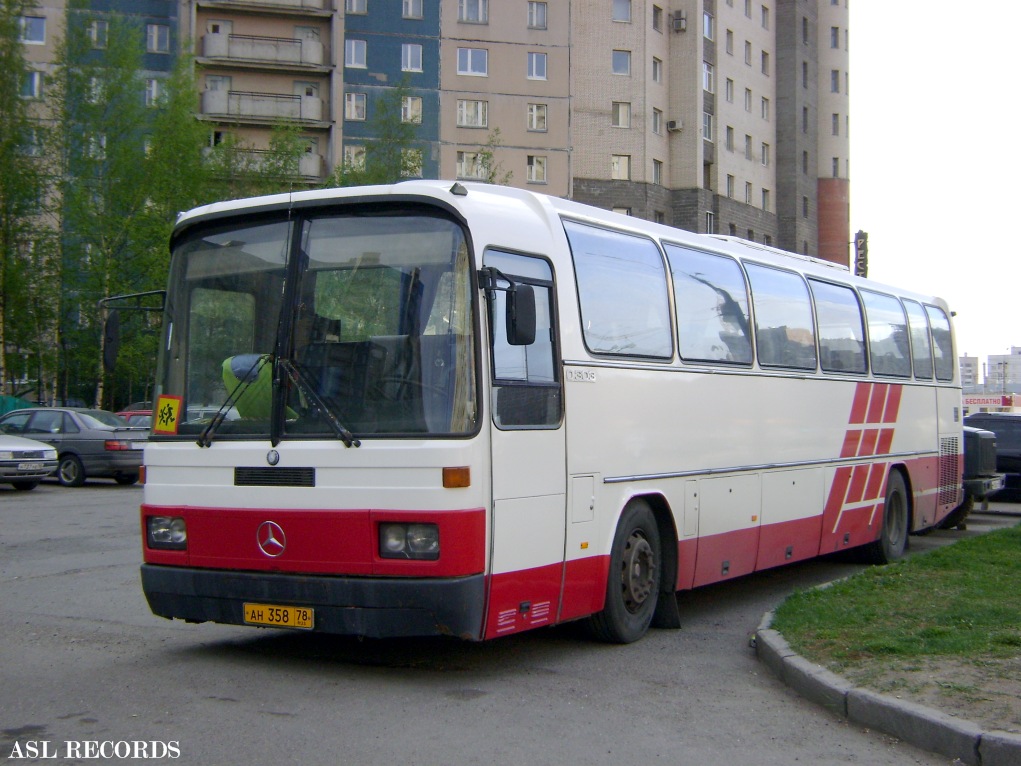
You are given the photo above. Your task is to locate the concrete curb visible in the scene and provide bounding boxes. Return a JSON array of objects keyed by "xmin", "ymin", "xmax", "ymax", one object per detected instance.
[{"xmin": 754, "ymin": 610, "xmax": 1021, "ymax": 766}]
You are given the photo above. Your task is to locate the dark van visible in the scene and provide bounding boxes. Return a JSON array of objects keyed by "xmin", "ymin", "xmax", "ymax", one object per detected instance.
[{"xmin": 963, "ymin": 412, "xmax": 1021, "ymax": 499}]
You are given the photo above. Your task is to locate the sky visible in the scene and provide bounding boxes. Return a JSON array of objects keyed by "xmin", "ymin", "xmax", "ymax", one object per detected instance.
[{"xmin": 848, "ymin": 2, "xmax": 1020, "ymax": 372}]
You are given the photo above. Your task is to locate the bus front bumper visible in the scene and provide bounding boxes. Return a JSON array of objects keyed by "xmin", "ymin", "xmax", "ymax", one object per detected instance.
[{"xmin": 140, "ymin": 564, "xmax": 486, "ymax": 640}]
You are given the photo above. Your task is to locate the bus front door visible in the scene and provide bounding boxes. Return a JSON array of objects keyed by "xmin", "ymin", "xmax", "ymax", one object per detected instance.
[{"xmin": 483, "ymin": 250, "xmax": 566, "ymax": 639}]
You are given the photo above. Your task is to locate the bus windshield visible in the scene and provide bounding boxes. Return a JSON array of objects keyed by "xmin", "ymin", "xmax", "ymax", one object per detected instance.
[{"xmin": 155, "ymin": 209, "xmax": 478, "ymax": 440}]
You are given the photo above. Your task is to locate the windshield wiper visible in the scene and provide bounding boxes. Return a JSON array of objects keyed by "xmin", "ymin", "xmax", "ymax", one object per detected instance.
[
  {"xmin": 279, "ymin": 358, "xmax": 361, "ymax": 448},
  {"xmin": 196, "ymin": 353, "xmax": 270, "ymax": 448}
]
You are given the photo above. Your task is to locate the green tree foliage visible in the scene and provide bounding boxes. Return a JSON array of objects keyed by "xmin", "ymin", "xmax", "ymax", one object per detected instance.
[{"xmin": 0, "ymin": 0, "xmax": 55, "ymax": 400}]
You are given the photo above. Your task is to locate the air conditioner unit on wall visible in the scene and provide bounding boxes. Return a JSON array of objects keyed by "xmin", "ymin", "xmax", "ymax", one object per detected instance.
[
  {"xmin": 671, "ymin": 13, "xmax": 687, "ymax": 32},
  {"xmin": 667, "ymin": 120, "xmax": 683, "ymax": 132}
]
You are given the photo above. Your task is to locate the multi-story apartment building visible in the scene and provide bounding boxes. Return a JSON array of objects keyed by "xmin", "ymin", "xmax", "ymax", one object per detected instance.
[{"xmin": 25, "ymin": 0, "xmax": 850, "ymax": 264}]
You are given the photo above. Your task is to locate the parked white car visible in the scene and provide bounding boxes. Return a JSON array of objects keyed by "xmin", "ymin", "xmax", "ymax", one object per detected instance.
[{"xmin": 0, "ymin": 432, "xmax": 58, "ymax": 491}]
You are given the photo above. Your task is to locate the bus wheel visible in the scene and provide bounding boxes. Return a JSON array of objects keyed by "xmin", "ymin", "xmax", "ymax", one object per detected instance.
[
  {"xmin": 860, "ymin": 470, "xmax": 909, "ymax": 564},
  {"xmin": 587, "ymin": 500, "xmax": 661, "ymax": 644}
]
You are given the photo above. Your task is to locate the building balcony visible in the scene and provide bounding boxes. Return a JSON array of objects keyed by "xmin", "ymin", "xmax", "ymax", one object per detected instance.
[
  {"xmin": 203, "ymin": 148, "xmax": 325, "ymax": 180},
  {"xmin": 201, "ymin": 89, "xmax": 327, "ymax": 125},
  {"xmin": 202, "ymin": 33, "xmax": 326, "ymax": 69},
  {"xmin": 196, "ymin": 0, "xmax": 331, "ymax": 16}
]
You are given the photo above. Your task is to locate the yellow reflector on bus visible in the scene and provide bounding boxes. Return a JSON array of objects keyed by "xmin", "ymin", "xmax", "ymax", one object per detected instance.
[{"xmin": 443, "ymin": 466, "xmax": 471, "ymax": 488}]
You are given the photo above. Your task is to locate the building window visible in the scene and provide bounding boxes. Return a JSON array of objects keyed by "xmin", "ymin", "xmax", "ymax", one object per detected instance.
[
  {"xmin": 704, "ymin": 12, "xmax": 714, "ymax": 39},
  {"xmin": 802, "ymin": 106, "xmax": 809, "ymax": 132},
  {"xmin": 725, "ymin": 126, "xmax": 734, "ymax": 151},
  {"xmin": 831, "ymin": 69, "xmax": 840, "ymax": 93},
  {"xmin": 802, "ymin": 150, "xmax": 808, "ymax": 173},
  {"xmin": 611, "ymin": 154, "xmax": 631, "ymax": 180},
  {"xmin": 653, "ymin": 159, "xmax": 663, "ymax": 185},
  {"xmin": 761, "ymin": 142, "xmax": 769, "ymax": 166},
  {"xmin": 403, "ymin": 0, "xmax": 423, "ymax": 18},
  {"xmin": 702, "ymin": 112, "xmax": 713, "ymax": 141},
  {"xmin": 761, "ymin": 97, "xmax": 769, "ymax": 120},
  {"xmin": 832, "ymin": 113, "xmax": 839, "ymax": 135},
  {"xmin": 88, "ymin": 19, "xmax": 108, "ymax": 49},
  {"xmin": 528, "ymin": 2, "xmax": 547, "ymax": 29},
  {"xmin": 344, "ymin": 144, "xmax": 366, "ymax": 170},
  {"xmin": 526, "ymin": 155, "xmax": 547, "ymax": 183},
  {"xmin": 654, "ymin": 211, "xmax": 666, "ymax": 224},
  {"xmin": 726, "ymin": 174, "xmax": 735, "ymax": 197},
  {"xmin": 703, "ymin": 62, "xmax": 714, "ymax": 93},
  {"xmin": 146, "ymin": 24, "xmax": 170, "ymax": 53},
  {"xmin": 761, "ymin": 5, "xmax": 769, "ymax": 29},
  {"xmin": 744, "ymin": 135, "xmax": 752, "ymax": 160},
  {"xmin": 402, "ymin": 96, "xmax": 422, "ymax": 123},
  {"xmin": 20, "ymin": 70, "xmax": 42, "ymax": 99},
  {"xmin": 744, "ymin": 182, "xmax": 752, "ymax": 204},
  {"xmin": 652, "ymin": 5, "xmax": 663, "ymax": 31},
  {"xmin": 459, "ymin": 0, "xmax": 488, "ymax": 23},
  {"xmin": 527, "ymin": 103, "xmax": 547, "ymax": 131},
  {"xmin": 652, "ymin": 57, "xmax": 663, "ymax": 83},
  {"xmin": 457, "ymin": 99, "xmax": 488, "ymax": 127},
  {"xmin": 457, "ymin": 47, "xmax": 488, "ymax": 75},
  {"xmin": 18, "ymin": 16, "xmax": 45, "ymax": 44},
  {"xmin": 832, "ymin": 157, "xmax": 840, "ymax": 177},
  {"xmin": 725, "ymin": 78, "xmax": 734, "ymax": 102},
  {"xmin": 346, "ymin": 0, "xmax": 367, "ymax": 13},
  {"xmin": 744, "ymin": 88, "xmax": 752, "ymax": 112},
  {"xmin": 346, "ymin": 39, "xmax": 367, "ymax": 68},
  {"xmin": 613, "ymin": 207, "xmax": 632, "ymax": 216},
  {"xmin": 527, "ymin": 51, "xmax": 547, "ymax": 80},
  {"xmin": 612, "ymin": 50, "xmax": 631, "ymax": 75},
  {"xmin": 457, "ymin": 150, "xmax": 487, "ymax": 179},
  {"xmin": 145, "ymin": 78, "xmax": 161, "ymax": 107},
  {"xmin": 396, "ymin": 43, "xmax": 416, "ymax": 72},
  {"xmin": 762, "ymin": 188, "xmax": 770, "ymax": 211},
  {"xmin": 803, "ymin": 16, "xmax": 809, "ymax": 43},
  {"xmin": 345, "ymin": 92, "xmax": 367, "ymax": 120},
  {"xmin": 831, "ymin": 26, "xmax": 840, "ymax": 48},
  {"xmin": 612, "ymin": 0, "xmax": 631, "ymax": 22},
  {"xmin": 402, "ymin": 43, "xmax": 423, "ymax": 72},
  {"xmin": 402, "ymin": 149, "xmax": 423, "ymax": 177},
  {"xmin": 761, "ymin": 51, "xmax": 769, "ymax": 75},
  {"xmin": 612, "ymin": 101, "xmax": 631, "ymax": 128},
  {"xmin": 652, "ymin": 108, "xmax": 662, "ymax": 134},
  {"xmin": 744, "ymin": 40, "xmax": 752, "ymax": 65},
  {"xmin": 706, "ymin": 212, "xmax": 716, "ymax": 234}
]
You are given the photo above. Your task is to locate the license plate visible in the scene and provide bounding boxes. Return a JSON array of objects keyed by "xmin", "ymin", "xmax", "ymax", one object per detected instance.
[
  {"xmin": 130, "ymin": 442, "xmax": 145, "ymax": 450},
  {"xmin": 243, "ymin": 602, "xmax": 314, "ymax": 630},
  {"xmin": 17, "ymin": 462, "xmax": 44, "ymax": 470}
]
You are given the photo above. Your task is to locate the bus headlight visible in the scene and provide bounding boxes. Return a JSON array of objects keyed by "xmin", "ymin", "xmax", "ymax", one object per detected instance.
[
  {"xmin": 379, "ymin": 522, "xmax": 439, "ymax": 560},
  {"xmin": 147, "ymin": 516, "xmax": 187, "ymax": 550}
]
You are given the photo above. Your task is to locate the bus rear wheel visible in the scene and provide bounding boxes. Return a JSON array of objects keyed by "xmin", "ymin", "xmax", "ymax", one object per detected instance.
[
  {"xmin": 587, "ymin": 499, "xmax": 661, "ymax": 644},
  {"xmin": 860, "ymin": 470, "xmax": 909, "ymax": 564}
]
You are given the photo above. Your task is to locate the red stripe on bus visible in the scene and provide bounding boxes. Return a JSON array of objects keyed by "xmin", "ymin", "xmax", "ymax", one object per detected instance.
[
  {"xmin": 845, "ymin": 464, "xmax": 871, "ymax": 505},
  {"xmin": 857, "ymin": 428, "xmax": 880, "ymax": 457},
  {"xmin": 840, "ymin": 429, "xmax": 862, "ymax": 458},
  {"xmin": 848, "ymin": 382, "xmax": 871, "ymax": 424},
  {"xmin": 866, "ymin": 383, "xmax": 889, "ymax": 424},
  {"xmin": 864, "ymin": 463, "xmax": 888, "ymax": 502},
  {"xmin": 876, "ymin": 427, "xmax": 895, "ymax": 455},
  {"xmin": 883, "ymin": 384, "xmax": 903, "ymax": 423}
]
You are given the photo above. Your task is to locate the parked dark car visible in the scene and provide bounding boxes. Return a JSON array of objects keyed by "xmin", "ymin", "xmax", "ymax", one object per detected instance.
[
  {"xmin": 0, "ymin": 407, "xmax": 147, "ymax": 487},
  {"xmin": 963, "ymin": 412, "xmax": 1021, "ymax": 500},
  {"xmin": 0, "ymin": 432, "xmax": 58, "ymax": 490}
]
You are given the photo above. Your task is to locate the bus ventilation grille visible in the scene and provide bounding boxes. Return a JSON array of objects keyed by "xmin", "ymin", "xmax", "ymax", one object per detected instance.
[
  {"xmin": 235, "ymin": 467, "xmax": 316, "ymax": 488},
  {"xmin": 938, "ymin": 437, "xmax": 960, "ymax": 506}
]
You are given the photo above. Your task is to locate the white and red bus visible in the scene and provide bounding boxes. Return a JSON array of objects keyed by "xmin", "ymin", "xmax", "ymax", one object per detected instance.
[{"xmin": 140, "ymin": 180, "xmax": 962, "ymax": 643}]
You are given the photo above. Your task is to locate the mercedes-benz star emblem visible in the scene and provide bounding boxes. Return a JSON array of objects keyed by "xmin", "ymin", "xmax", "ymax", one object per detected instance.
[{"xmin": 257, "ymin": 521, "xmax": 286, "ymax": 557}]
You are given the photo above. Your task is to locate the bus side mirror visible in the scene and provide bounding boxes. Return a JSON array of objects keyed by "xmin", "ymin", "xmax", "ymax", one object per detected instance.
[
  {"xmin": 506, "ymin": 283, "xmax": 536, "ymax": 346},
  {"xmin": 103, "ymin": 310, "xmax": 121, "ymax": 372}
]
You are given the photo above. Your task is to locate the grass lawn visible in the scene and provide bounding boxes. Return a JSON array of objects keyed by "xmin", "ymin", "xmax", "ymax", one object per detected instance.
[{"xmin": 771, "ymin": 524, "xmax": 1021, "ymax": 731}]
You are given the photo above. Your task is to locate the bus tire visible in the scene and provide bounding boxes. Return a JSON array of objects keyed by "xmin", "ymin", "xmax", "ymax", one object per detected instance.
[
  {"xmin": 586, "ymin": 499, "xmax": 661, "ymax": 644},
  {"xmin": 860, "ymin": 470, "xmax": 909, "ymax": 565}
]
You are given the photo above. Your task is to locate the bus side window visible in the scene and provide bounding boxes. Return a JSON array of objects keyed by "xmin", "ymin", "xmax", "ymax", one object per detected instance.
[
  {"xmin": 745, "ymin": 263, "xmax": 817, "ymax": 371},
  {"xmin": 483, "ymin": 250, "xmax": 561, "ymax": 429},
  {"xmin": 861, "ymin": 290, "xmax": 911, "ymax": 378},
  {"xmin": 563, "ymin": 221, "xmax": 672, "ymax": 359},
  {"xmin": 666, "ymin": 244, "xmax": 752, "ymax": 365},
  {"xmin": 925, "ymin": 305, "xmax": 955, "ymax": 382},
  {"xmin": 809, "ymin": 279, "xmax": 866, "ymax": 374},
  {"xmin": 902, "ymin": 299, "xmax": 934, "ymax": 380}
]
